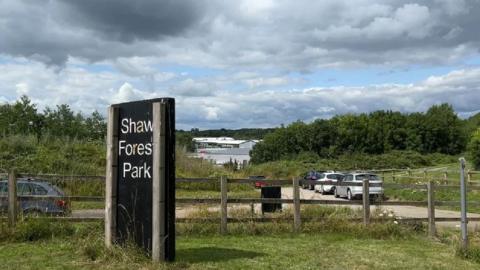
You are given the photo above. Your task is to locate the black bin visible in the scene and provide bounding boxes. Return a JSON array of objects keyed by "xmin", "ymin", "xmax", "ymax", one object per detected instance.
[{"xmin": 261, "ymin": 186, "xmax": 282, "ymax": 213}]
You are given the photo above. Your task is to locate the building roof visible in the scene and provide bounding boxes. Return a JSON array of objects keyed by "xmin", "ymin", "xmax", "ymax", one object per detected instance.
[{"xmin": 193, "ymin": 137, "xmax": 253, "ymax": 145}]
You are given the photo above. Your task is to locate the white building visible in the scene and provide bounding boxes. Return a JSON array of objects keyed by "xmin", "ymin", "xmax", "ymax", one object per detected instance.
[{"xmin": 192, "ymin": 137, "xmax": 260, "ymax": 165}]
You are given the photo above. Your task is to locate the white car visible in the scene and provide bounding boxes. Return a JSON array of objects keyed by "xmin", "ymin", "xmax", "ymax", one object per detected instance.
[
  {"xmin": 334, "ymin": 173, "xmax": 384, "ymax": 200},
  {"xmin": 314, "ymin": 173, "xmax": 345, "ymax": 195}
]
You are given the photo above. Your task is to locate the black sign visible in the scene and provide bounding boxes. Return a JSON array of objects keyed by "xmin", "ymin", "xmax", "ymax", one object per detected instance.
[{"xmin": 113, "ymin": 98, "xmax": 175, "ymax": 260}]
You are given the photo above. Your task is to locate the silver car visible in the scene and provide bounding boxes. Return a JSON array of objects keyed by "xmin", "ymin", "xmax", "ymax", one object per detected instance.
[
  {"xmin": 314, "ymin": 172, "xmax": 345, "ymax": 195},
  {"xmin": 334, "ymin": 173, "xmax": 384, "ymax": 200}
]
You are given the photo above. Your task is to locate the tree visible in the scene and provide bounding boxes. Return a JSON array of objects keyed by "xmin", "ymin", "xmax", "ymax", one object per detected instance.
[
  {"xmin": 468, "ymin": 128, "xmax": 480, "ymax": 170},
  {"xmin": 423, "ymin": 104, "xmax": 466, "ymax": 154}
]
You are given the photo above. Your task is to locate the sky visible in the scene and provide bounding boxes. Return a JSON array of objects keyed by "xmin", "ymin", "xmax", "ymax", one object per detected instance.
[{"xmin": 0, "ymin": 0, "xmax": 480, "ymax": 130}]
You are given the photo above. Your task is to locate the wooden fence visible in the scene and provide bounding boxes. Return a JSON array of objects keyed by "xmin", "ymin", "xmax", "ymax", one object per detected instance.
[{"xmin": 2, "ymin": 172, "xmax": 480, "ymax": 236}]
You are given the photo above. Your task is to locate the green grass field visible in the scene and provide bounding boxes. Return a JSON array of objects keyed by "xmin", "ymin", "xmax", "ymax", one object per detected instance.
[{"xmin": 1, "ymin": 233, "xmax": 480, "ymax": 269}]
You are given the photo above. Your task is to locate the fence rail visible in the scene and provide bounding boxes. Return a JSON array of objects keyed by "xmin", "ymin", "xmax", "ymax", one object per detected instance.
[{"xmin": 2, "ymin": 172, "xmax": 480, "ymax": 236}]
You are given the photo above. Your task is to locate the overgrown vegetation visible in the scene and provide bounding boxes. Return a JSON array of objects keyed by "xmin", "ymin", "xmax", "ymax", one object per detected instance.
[
  {"xmin": 244, "ymin": 150, "xmax": 458, "ymax": 178},
  {"xmin": 468, "ymin": 128, "xmax": 480, "ymax": 170}
]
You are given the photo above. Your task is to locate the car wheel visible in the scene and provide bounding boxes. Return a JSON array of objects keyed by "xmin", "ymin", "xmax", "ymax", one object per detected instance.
[
  {"xmin": 334, "ymin": 188, "xmax": 339, "ymax": 198},
  {"xmin": 347, "ymin": 189, "xmax": 353, "ymax": 200}
]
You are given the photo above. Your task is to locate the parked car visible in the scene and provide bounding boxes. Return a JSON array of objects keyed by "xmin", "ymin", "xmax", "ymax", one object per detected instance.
[
  {"xmin": 0, "ymin": 178, "xmax": 70, "ymax": 216},
  {"xmin": 334, "ymin": 173, "xmax": 384, "ymax": 200},
  {"xmin": 250, "ymin": 175, "xmax": 267, "ymax": 189},
  {"xmin": 314, "ymin": 172, "xmax": 345, "ymax": 195},
  {"xmin": 301, "ymin": 170, "xmax": 325, "ymax": 190}
]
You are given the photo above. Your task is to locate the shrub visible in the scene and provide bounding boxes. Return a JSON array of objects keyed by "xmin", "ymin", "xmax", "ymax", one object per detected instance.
[{"xmin": 468, "ymin": 128, "xmax": 480, "ymax": 170}]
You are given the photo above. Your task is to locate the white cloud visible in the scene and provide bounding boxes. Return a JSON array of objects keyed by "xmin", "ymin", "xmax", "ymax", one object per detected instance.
[
  {"xmin": 1, "ymin": 58, "xmax": 479, "ymax": 129},
  {"xmin": 15, "ymin": 83, "xmax": 29, "ymax": 96},
  {"xmin": 244, "ymin": 77, "xmax": 289, "ymax": 88}
]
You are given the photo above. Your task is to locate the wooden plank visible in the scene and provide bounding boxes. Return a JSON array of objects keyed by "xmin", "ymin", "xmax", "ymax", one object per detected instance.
[
  {"xmin": 383, "ymin": 183, "xmax": 427, "ymax": 189},
  {"xmin": 4, "ymin": 216, "xmax": 480, "ymax": 223},
  {"xmin": 8, "ymin": 169, "xmax": 17, "ymax": 227},
  {"xmin": 176, "ymin": 178, "xmax": 217, "ymax": 183},
  {"xmin": 220, "ymin": 176, "xmax": 228, "ymax": 234},
  {"xmin": 293, "ymin": 177, "xmax": 301, "ymax": 232},
  {"xmin": 105, "ymin": 106, "xmax": 118, "ymax": 248},
  {"xmin": 227, "ymin": 178, "xmax": 291, "ymax": 185}
]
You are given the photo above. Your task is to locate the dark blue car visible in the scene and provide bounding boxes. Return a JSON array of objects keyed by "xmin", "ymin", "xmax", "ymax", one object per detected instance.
[{"xmin": 0, "ymin": 178, "xmax": 70, "ymax": 216}]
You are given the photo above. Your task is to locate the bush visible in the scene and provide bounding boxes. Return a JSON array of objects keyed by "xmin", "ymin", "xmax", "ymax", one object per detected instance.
[{"xmin": 468, "ymin": 128, "xmax": 480, "ymax": 170}]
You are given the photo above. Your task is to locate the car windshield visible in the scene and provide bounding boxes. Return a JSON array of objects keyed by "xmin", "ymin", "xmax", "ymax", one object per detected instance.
[{"xmin": 356, "ymin": 174, "xmax": 381, "ymax": 181}]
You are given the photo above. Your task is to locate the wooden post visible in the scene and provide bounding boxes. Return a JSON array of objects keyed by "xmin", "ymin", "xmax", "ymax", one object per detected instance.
[
  {"xmin": 443, "ymin": 171, "xmax": 448, "ymax": 185},
  {"xmin": 423, "ymin": 168, "xmax": 427, "ymax": 182},
  {"xmin": 362, "ymin": 179, "xmax": 370, "ymax": 225},
  {"xmin": 293, "ymin": 177, "xmax": 301, "ymax": 232},
  {"xmin": 220, "ymin": 176, "xmax": 228, "ymax": 235},
  {"xmin": 467, "ymin": 170, "xmax": 472, "ymax": 185},
  {"xmin": 105, "ymin": 106, "xmax": 119, "ymax": 248},
  {"xmin": 427, "ymin": 181, "xmax": 436, "ymax": 237},
  {"xmin": 459, "ymin": 158, "xmax": 468, "ymax": 251},
  {"xmin": 8, "ymin": 169, "xmax": 17, "ymax": 227},
  {"xmin": 152, "ymin": 102, "xmax": 167, "ymax": 262},
  {"xmin": 408, "ymin": 168, "xmax": 412, "ymax": 176}
]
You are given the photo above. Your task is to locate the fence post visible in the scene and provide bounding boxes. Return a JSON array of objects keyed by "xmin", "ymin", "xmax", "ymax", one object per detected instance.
[
  {"xmin": 105, "ymin": 106, "xmax": 118, "ymax": 248},
  {"xmin": 427, "ymin": 181, "xmax": 436, "ymax": 237},
  {"xmin": 423, "ymin": 168, "xmax": 427, "ymax": 182},
  {"xmin": 8, "ymin": 169, "xmax": 17, "ymax": 227},
  {"xmin": 152, "ymin": 102, "xmax": 167, "ymax": 262},
  {"xmin": 443, "ymin": 171, "xmax": 448, "ymax": 185},
  {"xmin": 362, "ymin": 179, "xmax": 370, "ymax": 225},
  {"xmin": 293, "ymin": 177, "xmax": 301, "ymax": 233},
  {"xmin": 220, "ymin": 176, "xmax": 228, "ymax": 235},
  {"xmin": 467, "ymin": 170, "xmax": 472, "ymax": 185},
  {"xmin": 459, "ymin": 158, "xmax": 468, "ymax": 252}
]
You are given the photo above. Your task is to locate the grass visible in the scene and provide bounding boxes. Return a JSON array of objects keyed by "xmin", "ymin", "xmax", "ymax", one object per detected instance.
[
  {"xmin": 1, "ymin": 210, "xmax": 480, "ymax": 269},
  {"xmin": 1, "ymin": 231, "xmax": 480, "ymax": 269},
  {"xmin": 71, "ymin": 201, "xmax": 105, "ymax": 210},
  {"xmin": 381, "ymin": 162, "xmax": 480, "ymax": 213}
]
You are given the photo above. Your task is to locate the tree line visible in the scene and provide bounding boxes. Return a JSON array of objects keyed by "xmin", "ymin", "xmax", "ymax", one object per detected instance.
[
  {"xmin": 2, "ymin": 96, "xmax": 478, "ymax": 169},
  {"xmin": 0, "ymin": 95, "xmax": 106, "ymax": 141},
  {"xmin": 250, "ymin": 104, "xmax": 476, "ymax": 164}
]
